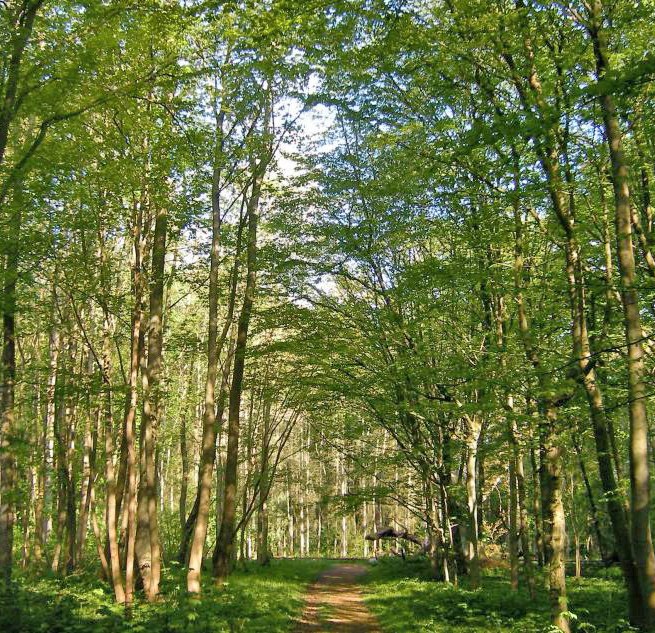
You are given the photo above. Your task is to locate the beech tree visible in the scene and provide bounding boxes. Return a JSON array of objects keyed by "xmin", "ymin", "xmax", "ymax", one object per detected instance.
[{"xmin": 2, "ymin": 2, "xmax": 655, "ymax": 632}]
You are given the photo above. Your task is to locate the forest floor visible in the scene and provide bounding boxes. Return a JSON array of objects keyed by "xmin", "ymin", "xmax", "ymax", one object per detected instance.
[
  {"xmin": 362, "ymin": 557, "xmax": 631, "ymax": 633},
  {"xmin": 295, "ymin": 563, "xmax": 381, "ymax": 632},
  {"xmin": 0, "ymin": 558, "xmax": 332, "ymax": 633},
  {"xmin": 0, "ymin": 556, "xmax": 631, "ymax": 633}
]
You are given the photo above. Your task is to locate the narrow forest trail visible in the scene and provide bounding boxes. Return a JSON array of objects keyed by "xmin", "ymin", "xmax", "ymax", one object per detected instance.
[{"xmin": 295, "ymin": 563, "xmax": 381, "ymax": 633}]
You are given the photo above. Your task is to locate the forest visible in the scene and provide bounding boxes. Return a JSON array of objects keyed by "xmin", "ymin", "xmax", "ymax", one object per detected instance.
[{"xmin": 1, "ymin": 1, "xmax": 655, "ymax": 632}]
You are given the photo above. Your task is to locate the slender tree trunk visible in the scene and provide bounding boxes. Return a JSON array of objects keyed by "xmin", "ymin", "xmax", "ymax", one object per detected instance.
[
  {"xmin": 476, "ymin": 429, "xmax": 485, "ymax": 538},
  {"xmin": 0, "ymin": 7, "xmax": 44, "ymax": 577},
  {"xmin": 305, "ymin": 430, "xmax": 311, "ymax": 556},
  {"xmin": 0, "ymin": 1, "xmax": 42, "ymax": 167},
  {"xmin": 179, "ymin": 378, "xmax": 190, "ymax": 535},
  {"xmin": 512, "ymin": 167, "xmax": 569, "ymax": 631},
  {"xmin": 187, "ymin": 108, "xmax": 226, "ymax": 593},
  {"xmin": 508, "ymin": 442, "xmax": 519, "ymax": 591},
  {"xmin": 76, "ymin": 392, "xmax": 92, "ymax": 564},
  {"xmin": 101, "ymin": 313, "xmax": 125, "ymax": 603},
  {"xmin": 181, "ymin": 210, "xmax": 242, "ymax": 567},
  {"xmin": 340, "ymin": 453, "xmax": 347, "ymax": 558},
  {"xmin": 76, "ymin": 398, "xmax": 97, "ymax": 564},
  {"xmin": 589, "ymin": 6, "xmax": 655, "ymax": 626},
  {"xmin": 124, "ymin": 199, "xmax": 145, "ymax": 605},
  {"xmin": 562, "ymin": 229, "xmax": 640, "ymax": 612},
  {"xmin": 90, "ymin": 486, "xmax": 109, "ymax": 579},
  {"xmin": 214, "ymin": 171, "xmax": 262, "ymax": 583},
  {"xmin": 41, "ymin": 305, "xmax": 59, "ymax": 554},
  {"xmin": 530, "ymin": 445, "xmax": 544, "ymax": 567},
  {"xmin": 464, "ymin": 415, "xmax": 481, "ymax": 588},
  {"xmin": 136, "ymin": 202, "xmax": 166, "ymax": 601},
  {"xmin": 21, "ymin": 467, "xmax": 33, "ymax": 567},
  {"xmin": 64, "ymin": 341, "xmax": 77, "ymax": 574},
  {"xmin": 542, "ymin": 407, "xmax": 569, "ymax": 633},
  {"xmin": 569, "ymin": 474, "xmax": 581, "ymax": 579},
  {"xmin": 257, "ymin": 395, "xmax": 271, "ymax": 565},
  {"xmin": 572, "ymin": 433, "xmax": 606, "ymax": 560},
  {"xmin": 116, "ymin": 198, "xmax": 146, "ymax": 540},
  {"xmin": 515, "ymin": 435, "xmax": 535, "ymax": 598},
  {"xmin": 0, "ymin": 206, "xmax": 20, "ymax": 583},
  {"xmin": 51, "ymin": 387, "xmax": 67, "ymax": 575}
]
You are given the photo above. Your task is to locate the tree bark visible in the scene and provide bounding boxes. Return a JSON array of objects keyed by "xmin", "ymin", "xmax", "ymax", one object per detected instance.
[
  {"xmin": 102, "ymin": 313, "xmax": 125, "ymax": 603},
  {"xmin": 464, "ymin": 414, "xmax": 481, "ymax": 589},
  {"xmin": 511, "ymin": 162, "xmax": 569, "ymax": 632},
  {"xmin": 256, "ymin": 394, "xmax": 271, "ymax": 565},
  {"xmin": 187, "ymin": 105, "xmax": 226, "ymax": 593},
  {"xmin": 135, "ymin": 202, "xmax": 166, "ymax": 601},
  {"xmin": 214, "ymin": 172, "xmax": 261, "ymax": 583},
  {"xmin": 589, "ymin": 4, "xmax": 655, "ymax": 627},
  {"xmin": 0, "ymin": 5, "xmax": 47, "ymax": 579},
  {"xmin": 0, "ymin": 1, "xmax": 44, "ymax": 167},
  {"xmin": 508, "ymin": 437, "xmax": 519, "ymax": 592},
  {"xmin": 40, "ymin": 298, "xmax": 59, "ymax": 555},
  {"xmin": 180, "ymin": 206, "xmax": 242, "ymax": 568},
  {"xmin": 124, "ymin": 196, "xmax": 146, "ymax": 605},
  {"xmin": 0, "ymin": 205, "xmax": 20, "ymax": 582}
]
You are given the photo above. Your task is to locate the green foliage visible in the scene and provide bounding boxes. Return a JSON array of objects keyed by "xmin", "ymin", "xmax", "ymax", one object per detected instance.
[
  {"xmin": 0, "ymin": 559, "xmax": 332, "ymax": 633},
  {"xmin": 363, "ymin": 558, "xmax": 630, "ymax": 633}
]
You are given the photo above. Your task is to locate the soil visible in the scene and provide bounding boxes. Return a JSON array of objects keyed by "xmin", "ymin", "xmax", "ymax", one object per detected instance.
[{"xmin": 295, "ymin": 563, "xmax": 382, "ymax": 632}]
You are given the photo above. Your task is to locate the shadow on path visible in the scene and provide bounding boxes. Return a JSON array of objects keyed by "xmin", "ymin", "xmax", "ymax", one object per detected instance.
[{"xmin": 295, "ymin": 563, "xmax": 381, "ymax": 633}]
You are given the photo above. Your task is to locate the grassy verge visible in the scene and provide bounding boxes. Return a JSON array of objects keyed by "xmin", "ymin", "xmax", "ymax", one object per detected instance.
[
  {"xmin": 362, "ymin": 557, "xmax": 633, "ymax": 633},
  {"xmin": 0, "ymin": 558, "xmax": 332, "ymax": 633}
]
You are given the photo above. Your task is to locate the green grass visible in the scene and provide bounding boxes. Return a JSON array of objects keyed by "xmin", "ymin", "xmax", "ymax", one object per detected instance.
[
  {"xmin": 0, "ymin": 557, "xmax": 634, "ymax": 633},
  {"xmin": 362, "ymin": 557, "xmax": 634, "ymax": 633},
  {"xmin": 0, "ymin": 558, "xmax": 332, "ymax": 633}
]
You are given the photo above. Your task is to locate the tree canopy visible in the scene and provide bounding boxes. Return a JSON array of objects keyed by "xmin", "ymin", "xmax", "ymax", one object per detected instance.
[{"xmin": 1, "ymin": 1, "xmax": 655, "ymax": 632}]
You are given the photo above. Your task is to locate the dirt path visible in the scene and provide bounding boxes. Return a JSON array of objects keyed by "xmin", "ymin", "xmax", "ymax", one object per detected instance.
[{"xmin": 295, "ymin": 563, "xmax": 381, "ymax": 632}]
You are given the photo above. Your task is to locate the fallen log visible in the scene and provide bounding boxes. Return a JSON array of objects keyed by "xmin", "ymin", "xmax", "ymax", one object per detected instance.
[{"xmin": 365, "ymin": 527, "xmax": 430, "ymax": 554}]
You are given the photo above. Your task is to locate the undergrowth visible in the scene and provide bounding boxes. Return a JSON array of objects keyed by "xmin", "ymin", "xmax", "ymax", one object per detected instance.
[
  {"xmin": 363, "ymin": 557, "xmax": 632, "ymax": 633},
  {"xmin": 0, "ymin": 558, "xmax": 332, "ymax": 633}
]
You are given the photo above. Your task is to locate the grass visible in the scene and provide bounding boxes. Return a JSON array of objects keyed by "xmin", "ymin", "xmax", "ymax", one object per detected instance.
[
  {"xmin": 0, "ymin": 558, "xmax": 332, "ymax": 633},
  {"xmin": 0, "ymin": 557, "xmax": 634, "ymax": 633},
  {"xmin": 362, "ymin": 557, "xmax": 634, "ymax": 633}
]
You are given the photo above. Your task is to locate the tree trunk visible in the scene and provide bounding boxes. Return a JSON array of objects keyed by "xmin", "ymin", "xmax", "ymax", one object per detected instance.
[
  {"xmin": 41, "ymin": 306, "xmax": 59, "ymax": 555},
  {"xmin": 0, "ymin": 9, "xmax": 46, "ymax": 579},
  {"xmin": 515, "ymin": 436, "xmax": 535, "ymax": 598},
  {"xmin": 589, "ymin": 5, "xmax": 655, "ymax": 626},
  {"xmin": 76, "ymin": 400, "xmax": 98, "ymax": 565},
  {"xmin": 340, "ymin": 454, "xmax": 347, "ymax": 558},
  {"xmin": 101, "ymin": 312, "xmax": 125, "ymax": 602},
  {"xmin": 187, "ymin": 107, "xmax": 226, "ymax": 593},
  {"xmin": 116, "ymin": 196, "xmax": 146, "ymax": 542},
  {"xmin": 179, "ymin": 378, "xmax": 190, "ymax": 536},
  {"xmin": 124, "ymin": 197, "xmax": 146, "ymax": 605},
  {"xmin": 0, "ymin": 1, "xmax": 42, "ymax": 167},
  {"xmin": 530, "ymin": 446, "xmax": 544, "ymax": 567},
  {"xmin": 0, "ymin": 205, "xmax": 20, "ymax": 583},
  {"xmin": 213, "ymin": 172, "xmax": 261, "ymax": 583},
  {"xmin": 512, "ymin": 165, "xmax": 569, "ymax": 631},
  {"xmin": 508, "ymin": 444, "xmax": 519, "ymax": 591},
  {"xmin": 181, "ymin": 222, "xmax": 242, "ymax": 569},
  {"xmin": 542, "ymin": 407, "xmax": 570, "ymax": 633},
  {"xmin": 257, "ymin": 394, "xmax": 271, "ymax": 566},
  {"xmin": 572, "ymin": 433, "xmax": 606, "ymax": 560},
  {"xmin": 135, "ymin": 202, "xmax": 166, "ymax": 601},
  {"xmin": 464, "ymin": 414, "xmax": 481, "ymax": 589}
]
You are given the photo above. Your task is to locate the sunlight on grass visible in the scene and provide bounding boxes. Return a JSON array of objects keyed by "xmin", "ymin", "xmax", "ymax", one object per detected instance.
[
  {"xmin": 362, "ymin": 558, "xmax": 633, "ymax": 633},
  {"xmin": 0, "ymin": 559, "xmax": 332, "ymax": 633}
]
